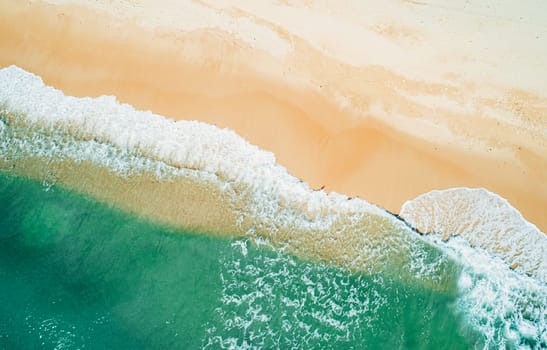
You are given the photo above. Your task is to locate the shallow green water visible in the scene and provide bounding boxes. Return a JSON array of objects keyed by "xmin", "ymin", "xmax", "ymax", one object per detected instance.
[{"xmin": 0, "ymin": 172, "xmax": 478, "ymax": 349}]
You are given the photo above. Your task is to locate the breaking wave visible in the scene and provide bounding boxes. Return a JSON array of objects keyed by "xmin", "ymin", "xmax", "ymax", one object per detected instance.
[
  {"xmin": 401, "ymin": 188, "xmax": 546, "ymax": 283},
  {"xmin": 0, "ymin": 65, "xmax": 545, "ymax": 348}
]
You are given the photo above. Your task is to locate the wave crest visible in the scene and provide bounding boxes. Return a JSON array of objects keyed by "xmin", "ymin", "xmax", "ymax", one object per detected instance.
[
  {"xmin": 1, "ymin": 65, "xmax": 546, "ymax": 348},
  {"xmin": 0, "ymin": 65, "xmax": 457, "ymax": 290},
  {"xmin": 401, "ymin": 188, "xmax": 547, "ymax": 283}
]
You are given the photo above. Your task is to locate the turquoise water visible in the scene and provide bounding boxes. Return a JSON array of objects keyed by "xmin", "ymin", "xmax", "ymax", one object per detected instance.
[
  {"xmin": 0, "ymin": 172, "xmax": 481, "ymax": 348},
  {"xmin": 1, "ymin": 65, "xmax": 546, "ymax": 349}
]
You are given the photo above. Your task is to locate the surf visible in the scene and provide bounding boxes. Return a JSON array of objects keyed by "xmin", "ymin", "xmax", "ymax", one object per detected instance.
[
  {"xmin": 401, "ymin": 187, "xmax": 546, "ymax": 283},
  {"xmin": 1, "ymin": 65, "xmax": 546, "ymax": 348},
  {"xmin": 0, "ymin": 172, "xmax": 478, "ymax": 349},
  {"xmin": 0, "ymin": 65, "xmax": 458, "ymax": 289}
]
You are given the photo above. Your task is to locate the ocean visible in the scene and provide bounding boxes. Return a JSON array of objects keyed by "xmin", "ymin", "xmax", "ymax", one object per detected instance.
[
  {"xmin": 0, "ymin": 171, "xmax": 476, "ymax": 349},
  {"xmin": 0, "ymin": 66, "xmax": 545, "ymax": 349}
]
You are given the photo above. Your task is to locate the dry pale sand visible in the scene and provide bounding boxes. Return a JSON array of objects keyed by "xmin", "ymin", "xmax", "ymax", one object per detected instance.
[{"xmin": 1, "ymin": 0, "xmax": 546, "ymax": 231}]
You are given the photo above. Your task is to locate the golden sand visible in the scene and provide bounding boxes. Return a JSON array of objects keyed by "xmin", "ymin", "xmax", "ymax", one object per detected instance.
[{"xmin": 1, "ymin": 0, "xmax": 546, "ymax": 231}]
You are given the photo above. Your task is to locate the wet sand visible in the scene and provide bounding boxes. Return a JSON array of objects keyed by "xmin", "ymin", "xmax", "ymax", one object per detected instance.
[{"xmin": 1, "ymin": 0, "xmax": 546, "ymax": 231}]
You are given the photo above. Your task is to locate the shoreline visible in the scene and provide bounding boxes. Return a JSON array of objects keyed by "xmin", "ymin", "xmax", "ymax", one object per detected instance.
[
  {"xmin": 1, "ymin": 64, "xmax": 545, "ymax": 283},
  {"xmin": 1, "ymin": 0, "xmax": 546, "ymax": 231},
  {"xmin": 0, "ymin": 95, "xmax": 459, "ymax": 291}
]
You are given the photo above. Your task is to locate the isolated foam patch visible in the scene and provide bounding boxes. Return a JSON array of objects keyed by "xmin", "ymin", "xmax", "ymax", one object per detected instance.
[{"xmin": 401, "ymin": 188, "xmax": 547, "ymax": 283}]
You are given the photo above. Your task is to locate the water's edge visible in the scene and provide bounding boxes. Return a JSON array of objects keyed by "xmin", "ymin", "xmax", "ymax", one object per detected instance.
[
  {"xmin": 1, "ymin": 65, "xmax": 546, "ymax": 348},
  {"xmin": 0, "ymin": 171, "xmax": 479, "ymax": 349}
]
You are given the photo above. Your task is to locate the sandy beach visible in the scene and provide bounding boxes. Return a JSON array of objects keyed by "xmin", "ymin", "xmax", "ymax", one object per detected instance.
[{"xmin": 1, "ymin": 0, "xmax": 546, "ymax": 231}]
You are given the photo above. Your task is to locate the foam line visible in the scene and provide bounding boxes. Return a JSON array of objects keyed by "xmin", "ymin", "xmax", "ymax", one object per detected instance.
[
  {"xmin": 1, "ymin": 65, "xmax": 546, "ymax": 348},
  {"xmin": 0, "ymin": 65, "xmax": 390, "ymax": 225},
  {"xmin": 0, "ymin": 65, "xmax": 453, "ymax": 288},
  {"xmin": 401, "ymin": 188, "xmax": 547, "ymax": 283}
]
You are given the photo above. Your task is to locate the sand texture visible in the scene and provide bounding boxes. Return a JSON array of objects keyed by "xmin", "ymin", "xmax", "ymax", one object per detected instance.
[{"xmin": 1, "ymin": 0, "xmax": 546, "ymax": 230}]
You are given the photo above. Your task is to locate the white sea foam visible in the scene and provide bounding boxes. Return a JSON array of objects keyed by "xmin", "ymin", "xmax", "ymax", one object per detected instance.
[
  {"xmin": 400, "ymin": 188, "xmax": 547, "ymax": 283},
  {"xmin": 204, "ymin": 239, "xmax": 391, "ymax": 349},
  {"xmin": 1, "ymin": 65, "xmax": 543, "ymax": 281},
  {"xmin": 0, "ymin": 65, "xmax": 391, "ymax": 232},
  {"xmin": 428, "ymin": 235, "xmax": 547, "ymax": 349},
  {"xmin": 1, "ymin": 66, "xmax": 546, "ymax": 348},
  {"xmin": 1, "ymin": 65, "xmax": 445, "ymax": 286}
]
